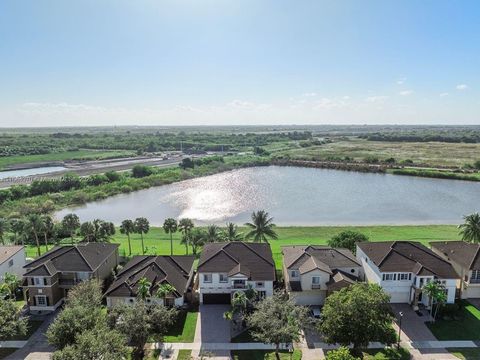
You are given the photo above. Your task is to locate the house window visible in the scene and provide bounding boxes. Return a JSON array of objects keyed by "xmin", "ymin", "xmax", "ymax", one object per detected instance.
[
  {"xmin": 256, "ymin": 282, "xmax": 264, "ymax": 287},
  {"xmin": 312, "ymin": 276, "xmax": 320, "ymax": 284},
  {"xmin": 398, "ymin": 273, "xmax": 410, "ymax": 281},
  {"xmin": 203, "ymin": 274, "xmax": 212, "ymax": 283},
  {"xmin": 219, "ymin": 274, "xmax": 228, "ymax": 283},
  {"xmin": 34, "ymin": 277, "xmax": 47, "ymax": 286},
  {"xmin": 290, "ymin": 270, "xmax": 299, "ymax": 278},
  {"xmin": 382, "ymin": 274, "xmax": 394, "ymax": 281},
  {"xmin": 8, "ymin": 259, "xmax": 13, "ymax": 267},
  {"xmin": 36, "ymin": 295, "xmax": 47, "ymax": 307},
  {"xmin": 471, "ymin": 270, "xmax": 480, "ymax": 282}
]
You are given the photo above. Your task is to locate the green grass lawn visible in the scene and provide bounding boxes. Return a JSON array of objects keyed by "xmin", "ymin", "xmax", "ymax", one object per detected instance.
[
  {"xmin": 427, "ymin": 301, "xmax": 480, "ymax": 340},
  {"xmin": 231, "ymin": 350, "xmax": 302, "ymax": 360},
  {"xmin": 162, "ymin": 310, "xmax": 198, "ymax": 343},
  {"xmin": 177, "ymin": 349, "xmax": 192, "ymax": 360},
  {"xmin": 362, "ymin": 347, "xmax": 410, "ymax": 360},
  {"xmin": 0, "ymin": 150, "xmax": 135, "ymax": 169},
  {"xmin": 0, "ymin": 348, "xmax": 17, "ymax": 359},
  {"xmin": 26, "ymin": 225, "xmax": 461, "ymax": 268},
  {"xmin": 447, "ymin": 348, "xmax": 480, "ymax": 360}
]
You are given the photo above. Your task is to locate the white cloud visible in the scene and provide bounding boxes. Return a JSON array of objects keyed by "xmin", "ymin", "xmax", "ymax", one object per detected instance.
[
  {"xmin": 396, "ymin": 77, "xmax": 406, "ymax": 85},
  {"xmin": 439, "ymin": 92, "xmax": 449, "ymax": 97},
  {"xmin": 399, "ymin": 90, "xmax": 413, "ymax": 96},
  {"xmin": 302, "ymin": 92, "xmax": 317, "ymax": 97},
  {"xmin": 456, "ymin": 84, "xmax": 468, "ymax": 90},
  {"xmin": 365, "ymin": 96, "xmax": 388, "ymax": 103}
]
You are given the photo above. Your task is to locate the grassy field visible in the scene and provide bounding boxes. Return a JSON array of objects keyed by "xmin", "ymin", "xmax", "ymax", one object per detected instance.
[
  {"xmin": 26, "ymin": 225, "xmax": 461, "ymax": 268},
  {"xmin": 427, "ymin": 301, "xmax": 480, "ymax": 340},
  {"xmin": 447, "ymin": 348, "xmax": 480, "ymax": 360},
  {"xmin": 275, "ymin": 138, "xmax": 480, "ymax": 168},
  {"xmin": 0, "ymin": 149, "xmax": 135, "ymax": 169}
]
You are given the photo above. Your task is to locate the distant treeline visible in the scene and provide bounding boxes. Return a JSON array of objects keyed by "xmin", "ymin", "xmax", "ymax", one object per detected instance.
[
  {"xmin": 0, "ymin": 131, "xmax": 312, "ymax": 157},
  {"xmin": 360, "ymin": 131, "xmax": 480, "ymax": 143}
]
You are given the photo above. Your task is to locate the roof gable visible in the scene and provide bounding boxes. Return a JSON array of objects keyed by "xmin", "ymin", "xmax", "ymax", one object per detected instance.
[{"xmin": 198, "ymin": 242, "xmax": 275, "ymax": 281}]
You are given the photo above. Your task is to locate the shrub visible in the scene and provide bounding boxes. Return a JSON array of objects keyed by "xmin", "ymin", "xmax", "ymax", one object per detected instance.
[{"xmin": 132, "ymin": 165, "xmax": 154, "ymax": 178}]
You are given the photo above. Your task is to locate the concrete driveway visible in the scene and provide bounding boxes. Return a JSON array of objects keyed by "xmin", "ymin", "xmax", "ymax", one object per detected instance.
[
  {"xmin": 391, "ymin": 304, "xmax": 457, "ymax": 360},
  {"xmin": 193, "ymin": 304, "xmax": 231, "ymax": 359},
  {"xmin": 391, "ymin": 304, "xmax": 436, "ymax": 342}
]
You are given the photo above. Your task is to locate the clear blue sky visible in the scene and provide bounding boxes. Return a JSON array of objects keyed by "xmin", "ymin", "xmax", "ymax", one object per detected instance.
[{"xmin": 0, "ymin": 0, "xmax": 478, "ymax": 126}]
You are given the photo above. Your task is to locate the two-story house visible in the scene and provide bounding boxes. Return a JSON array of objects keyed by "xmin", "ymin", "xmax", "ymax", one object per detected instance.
[
  {"xmin": 430, "ymin": 241, "xmax": 480, "ymax": 299},
  {"xmin": 105, "ymin": 255, "xmax": 195, "ymax": 307},
  {"xmin": 23, "ymin": 243, "xmax": 119, "ymax": 314},
  {"xmin": 197, "ymin": 242, "xmax": 275, "ymax": 304},
  {"xmin": 357, "ymin": 241, "xmax": 459, "ymax": 306},
  {"xmin": 282, "ymin": 245, "xmax": 362, "ymax": 305},
  {"xmin": 0, "ymin": 246, "xmax": 26, "ymax": 281}
]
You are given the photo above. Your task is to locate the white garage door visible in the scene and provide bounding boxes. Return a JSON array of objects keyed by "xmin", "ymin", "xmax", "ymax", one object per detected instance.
[
  {"xmin": 389, "ymin": 291, "xmax": 410, "ymax": 303},
  {"xmin": 291, "ymin": 291, "xmax": 326, "ymax": 306},
  {"xmin": 467, "ymin": 287, "xmax": 480, "ymax": 299}
]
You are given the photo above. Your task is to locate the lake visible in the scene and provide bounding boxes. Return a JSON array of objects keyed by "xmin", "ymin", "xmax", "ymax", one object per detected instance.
[
  {"xmin": 0, "ymin": 166, "xmax": 67, "ymax": 180},
  {"xmin": 55, "ymin": 166, "xmax": 480, "ymax": 226}
]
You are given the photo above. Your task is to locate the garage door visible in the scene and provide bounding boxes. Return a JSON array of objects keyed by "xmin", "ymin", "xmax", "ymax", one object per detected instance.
[
  {"xmin": 202, "ymin": 293, "xmax": 231, "ymax": 304},
  {"xmin": 389, "ymin": 292, "xmax": 410, "ymax": 303}
]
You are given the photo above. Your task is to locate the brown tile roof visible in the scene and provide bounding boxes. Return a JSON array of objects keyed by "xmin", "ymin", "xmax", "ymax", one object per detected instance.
[
  {"xmin": 357, "ymin": 241, "xmax": 459, "ymax": 279},
  {"xmin": 105, "ymin": 255, "xmax": 195, "ymax": 298},
  {"xmin": 0, "ymin": 246, "xmax": 24, "ymax": 265},
  {"xmin": 24, "ymin": 243, "xmax": 119, "ymax": 276},
  {"xmin": 198, "ymin": 242, "xmax": 275, "ymax": 281},
  {"xmin": 282, "ymin": 245, "xmax": 360, "ymax": 274},
  {"xmin": 430, "ymin": 241, "xmax": 480, "ymax": 270}
]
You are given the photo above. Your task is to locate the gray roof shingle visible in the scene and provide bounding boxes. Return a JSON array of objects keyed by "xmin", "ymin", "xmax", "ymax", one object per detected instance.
[
  {"xmin": 105, "ymin": 255, "xmax": 195, "ymax": 298},
  {"xmin": 198, "ymin": 242, "xmax": 275, "ymax": 281},
  {"xmin": 430, "ymin": 241, "xmax": 480, "ymax": 270},
  {"xmin": 357, "ymin": 241, "xmax": 459, "ymax": 279},
  {"xmin": 24, "ymin": 243, "xmax": 119, "ymax": 276}
]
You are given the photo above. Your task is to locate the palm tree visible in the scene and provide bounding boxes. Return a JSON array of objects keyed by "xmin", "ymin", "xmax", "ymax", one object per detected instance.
[
  {"xmin": 205, "ymin": 224, "xmax": 221, "ymax": 243},
  {"xmin": 137, "ymin": 277, "xmax": 152, "ymax": 300},
  {"xmin": 422, "ymin": 281, "xmax": 447, "ymax": 322},
  {"xmin": 0, "ymin": 217, "xmax": 9, "ymax": 245},
  {"xmin": 9, "ymin": 218, "xmax": 25, "ymax": 245},
  {"xmin": 156, "ymin": 283, "xmax": 177, "ymax": 305},
  {"xmin": 178, "ymin": 218, "xmax": 194, "ymax": 254},
  {"xmin": 222, "ymin": 222, "xmax": 243, "ymax": 242},
  {"xmin": 163, "ymin": 218, "xmax": 178, "ymax": 256},
  {"xmin": 120, "ymin": 219, "xmax": 135, "ymax": 256},
  {"xmin": 244, "ymin": 210, "xmax": 278, "ymax": 244},
  {"xmin": 458, "ymin": 213, "xmax": 480, "ymax": 243},
  {"xmin": 25, "ymin": 214, "xmax": 43, "ymax": 257},
  {"xmin": 61, "ymin": 213, "xmax": 80, "ymax": 245},
  {"xmin": 40, "ymin": 215, "xmax": 54, "ymax": 252},
  {"xmin": 3, "ymin": 272, "xmax": 21, "ymax": 298},
  {"xmin": 188, "ymin": 228, "xmax": 206, "ymax": 255},
  {"xmin": 134, "ymin": 217, "xmax": 150, "ymax": 255}
]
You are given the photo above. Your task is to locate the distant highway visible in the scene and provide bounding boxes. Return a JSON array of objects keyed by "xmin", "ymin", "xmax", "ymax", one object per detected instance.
[{"xmin": 0, "ymin": 155, "xmax": 187, "ymax": 189}]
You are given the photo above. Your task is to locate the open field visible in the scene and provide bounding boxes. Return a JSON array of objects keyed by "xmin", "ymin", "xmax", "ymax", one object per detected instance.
[
  {"xmin": 274, "ymin": 138, "xmax": 480, "ymax": 168},
  {"xmin": 0, "ymin": 150, "xmax": 136, "ymax": 170},
  {"xmin": 25, "ymin": 225, "xmax": 461, "ymax": 268}
]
